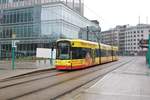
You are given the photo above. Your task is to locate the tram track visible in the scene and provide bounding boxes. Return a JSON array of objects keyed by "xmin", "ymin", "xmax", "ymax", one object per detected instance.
[
  {"xmin": 0, "ymin": 57, "xmax": 127, "ymax": 90},
  {"xmin": 0, "ymin": 68, "xmax": 56, "ymax": 82},
  {"xmin": 0, "ymin": 57, "xmax": 134, "ymax": 100},
  {"xmin": 0, "ymin": 58, "xmax": 126, "ymax": 90},
  {"xmin": 0, "ymin": 70, "xmax": 67, "ymax": 89}
]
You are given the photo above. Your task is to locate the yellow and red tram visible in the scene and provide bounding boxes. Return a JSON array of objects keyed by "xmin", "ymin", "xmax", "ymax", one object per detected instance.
[{"xmin": 55, "ymin": 39, "xmax": 118, "ymax": 70}]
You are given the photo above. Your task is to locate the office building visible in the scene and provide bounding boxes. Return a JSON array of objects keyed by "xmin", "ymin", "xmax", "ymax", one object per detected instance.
[
  {"xmin": 101, "ymin": 24, "xmax": 150, "ymax": 56},
  {"xmin": 0, "ymin": 0, "xmax": 100, "ymax": 58}
]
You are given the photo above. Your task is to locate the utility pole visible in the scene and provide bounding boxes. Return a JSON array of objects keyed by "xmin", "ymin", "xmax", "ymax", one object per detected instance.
[
  {"xmin": 0, "ymin": 43, "xmax": 1, "ymax": 60},
  {"xmin": 148, "ymin": 34, "xmax": 150, "ymax": 68},
  {"xmin": 139, "ymin": 16, "xmax": 141, "ymax": 25},
  {"xmin": 87, "ymin": 26, "xmax": 89, "ymax": 41},
  {"xmin": 93, "ymin": 27, "xmax": 101, "ymax": 64},
  {"xmin": 146, "ymin": 16, "xmax": 148, "ymax": 24},
  {"xmin": 0, "ymin": 14, "xmax": 2, "ymax": 59}
]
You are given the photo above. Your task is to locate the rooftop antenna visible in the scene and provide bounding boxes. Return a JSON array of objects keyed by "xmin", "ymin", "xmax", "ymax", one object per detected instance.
[
  {"xmin": 146, "ymin": 16, "xmax": 148, "ymax": 24},
  {"xmin": 138, "ymin": 16, "xmax": 141, "ymax": 25}
]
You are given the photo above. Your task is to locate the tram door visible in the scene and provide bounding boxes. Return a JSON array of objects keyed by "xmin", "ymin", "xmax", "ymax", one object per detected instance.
[{"xmin": 92, "ymin": 49, "xmax": 96, "ymax": 64}]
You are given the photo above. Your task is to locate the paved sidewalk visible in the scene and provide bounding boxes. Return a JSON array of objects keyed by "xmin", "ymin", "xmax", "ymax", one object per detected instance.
[
  {"xmin": 75, "ymin": 57, "xmax": 150, "ymax": 100},
  {"xmin": 0, "ymin": 67, "xmax": 54, "ymax": 80},
  {"xmin": 0, "ymin": 60, "xmax": 55, "ymax": 80},
  {"xmin": 0, "ymin": 60, "xmax": 54, "ymax": 69}
]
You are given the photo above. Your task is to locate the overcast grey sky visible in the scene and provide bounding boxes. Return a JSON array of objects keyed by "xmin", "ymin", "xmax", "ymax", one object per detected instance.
[{"xmin": 84, "ymin": 0, "xmax": 150, "ymax": 31}]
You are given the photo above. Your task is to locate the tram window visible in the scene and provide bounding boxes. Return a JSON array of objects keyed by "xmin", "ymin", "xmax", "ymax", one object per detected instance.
[
  {"xmin": 101, "ymin": 49, "xmax": 106, "ymax": 57},
  {"xmin": 106, "ymin": 50, "xmax": 109, "ymax": 56},
  {"xmin": 82, "ymin": 48, "xmax": 88, "ymax": 58},
  {"xmin": 112, "ymin": 51, "xmax": 114, "ymax": 56},
  {"xmin": 57, "ymin": 42, "xmax": 70, "ymax": 60},
  {"xmin": 96, "ymin": 49, "xmax": 100, "ymax": 57},
  {"xmin": 107, "ymin": 50, "xmax": 112, "ymax": 56},
  {"xmin": 72, "ymin": 47, "xmax": 86, "ymax": 59},
  {"xmin": 111, "ymin": 50, "xmax": 113, "ymax": 56},
  {"xmin": 72, "ymin": 48, "xmax": 92, "ymax": 59},
  {"xmin": 72, "ymin": 48, "xmax": 82, "ymax": 59},
  {"xmin": 101, "ymin": 50, "xmax": 103, "ymax": 56},
  {"xmin": 113, "ymin": 51, "xmax": 117, "ymax": 56}
]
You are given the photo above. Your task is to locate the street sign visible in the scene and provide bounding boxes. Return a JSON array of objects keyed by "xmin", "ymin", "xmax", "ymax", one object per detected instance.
[
  {"xmin": 12, "ymin": 40, "xmax": 20, "ymax": 48},
  {"xmin": 139, "ymin": 39, "xmax": 148, "ymax": 44},
  {"xmin": 139, "ymin": 39, "xmax": 148, "ymax": 48},
  {"xmin": 12, "ymin": 41, "xmax": 16, "ymax": 48}
]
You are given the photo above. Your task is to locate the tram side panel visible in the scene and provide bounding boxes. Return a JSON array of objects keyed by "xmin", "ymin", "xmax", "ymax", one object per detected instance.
[
  {"xmin": 55, "ymin": 39, "xmax": 119, "ymax": 70},
  {"xmin": 101, "ymin": 49, "xmax": 107, "ymax": 64},
  {"xmin": 108, "ymin": 50, "xmax": 113, "ymax": 62},
  {"xmin": 71, "ymin": 48, "xmax": 97, "ymax": 69},
  {"xmin": 95, "ymin": 49, "xmax": 101, "ymax": 65}
]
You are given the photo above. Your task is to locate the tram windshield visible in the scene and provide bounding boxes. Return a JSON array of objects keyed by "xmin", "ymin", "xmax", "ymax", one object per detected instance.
[{"xmin": 57, "ymin": 42, "xmax": 70, "ymax": 60}]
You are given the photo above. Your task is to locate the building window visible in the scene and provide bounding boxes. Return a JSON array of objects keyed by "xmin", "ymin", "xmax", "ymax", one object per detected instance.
[
  {"xmin": 141, "ymin": 34, "xmax": 143, "ymax": 37},
  {"xmin": 141, "ymin": 30, "xmax": 143, "ymax": 33},
  {"xmin": 134, "ymin": 31, "xmax": 136, "ymax": 33}
]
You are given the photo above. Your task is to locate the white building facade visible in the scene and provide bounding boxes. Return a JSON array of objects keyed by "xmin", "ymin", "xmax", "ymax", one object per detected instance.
[
  {"xmin": 101, "ymin": 24, "xmax": 150, "ymax": 56},
  {"xmin": 125, "ymin": 24, "xmax": 149, "ymax": 55},
  {"xmin": 101, "ymin": 29, "xmax": 119, "ymax": 46}
]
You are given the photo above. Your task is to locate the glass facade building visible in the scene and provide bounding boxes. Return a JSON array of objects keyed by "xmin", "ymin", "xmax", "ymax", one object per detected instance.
[
  {"xmin": 0, "ymin": 1, "xmax": 100, "ymax": 58},
  {"xmin": 0, "ymin": 0, "xmax": 84, "ymax": 15}
]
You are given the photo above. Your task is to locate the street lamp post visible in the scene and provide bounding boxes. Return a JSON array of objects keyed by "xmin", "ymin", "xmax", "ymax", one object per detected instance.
[
  {"xmin": 12, "ymin": 33, "xmax": 16, "ymax": 70},
  {"xmin": 87, "ymin": 26, "xmax": 89, "ymax": 41},
  {"xmin": 97, "ymin": 30, "xmax": 101, "ymax": 64},
  {"xmin": 11, "ymin": 33, "xmax": 19, "ymax": 70},
  {"xmin": 49, "ymin": 40, "xmax": 54, "ymax": 66},
  {"xmin": 0, "ymin": 44, "xmax": 1, "ymax": 60}
]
